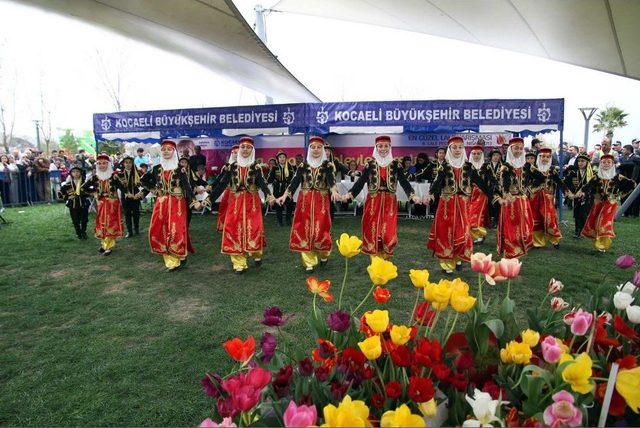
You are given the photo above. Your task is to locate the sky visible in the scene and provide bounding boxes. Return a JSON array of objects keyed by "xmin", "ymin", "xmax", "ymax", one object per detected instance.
[{"xmin": 1, "ymin": 0, "xmax": 639, "ymax": 149}]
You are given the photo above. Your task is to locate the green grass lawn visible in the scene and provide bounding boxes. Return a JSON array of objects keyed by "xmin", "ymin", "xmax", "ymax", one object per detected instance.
[{"xmin": 0, "ymin": 203, "xmax": 638, "ymax": 426}]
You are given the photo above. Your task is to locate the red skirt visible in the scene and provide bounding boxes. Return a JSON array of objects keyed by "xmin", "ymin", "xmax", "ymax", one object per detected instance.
[
  {"xmin": 220, "ymin": 190, "xmax": 265, "ymax": 255},
  {"xmin": 362, "ymin": 192, "xmax": 398, "ymax": 256},
  {"xmin": 496, "ymin": 195, "xmax": 533, "ymax": 258},
  {"xmin": 427, "ymin": 194, "xmax": 473, "ymax": 262},
  {"xmin": 581, "ymin": 200, "xmax": 617, "ymax": 239},
  {"xmin": 469, "ymin": 186, "xmax": 489, "ymax": 230},
  {"xmin": 290, "ymin": 189, "xmax": 332, "ymax": 252},
  {"xmin": 149, "ymin": 194, "xmax": 193, "ymax": 257},
  {"xmin": 530, "ymin": 190, "xmax": 562, "ymax": 239},
  {"xmin": 94, "ymin": 197, "xmax": 123, "ymax": 239},
  {"xmin": 216, "ymin": 188, "xmax": 230, "ymax": 232}
]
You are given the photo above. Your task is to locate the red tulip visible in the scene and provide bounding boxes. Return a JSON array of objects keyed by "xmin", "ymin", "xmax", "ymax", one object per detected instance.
[{"xmin": 223, "ymin": 336, "xmax": 255, "ymax": 363}]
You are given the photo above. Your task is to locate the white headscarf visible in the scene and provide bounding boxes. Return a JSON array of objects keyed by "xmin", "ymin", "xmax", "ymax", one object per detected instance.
[
  {"xmin": 536, "ymin": 152, "xmax": 552, "ymax": 173},
  {"xmin": 506, "ymin": 145, "xmax": 526, "ymax": 169},
  {"xmin": 469, "ymin": 150, "xmax": 484, "ymax": 170},
  {"xmin": 373, "ymin": 139, "xmax": 394, "ymax": 167},
  {"xmin": 228, "ymin": 148, "xmax": 238, "ymax": 164},
  {"xmin": 445, "ymin": 144, "xmax": 468, "ymax": 169},
  {"xmin": 307, "ymin": 142, "xmax": 327, "ymax": 169},
  {"xmin": 96, "ymin": 161, "xmax": 114, "ymax": 181},
  {"xmin": 160, "ymin": 147, "xmax": 179, "ymax": 171},
  {"xmin": 236, "ymin": 146, "xmax": 255, "ymax": 167},
  {"xmin": 598, "ymin": 161, "xmax": 616, "ymax": 180}
]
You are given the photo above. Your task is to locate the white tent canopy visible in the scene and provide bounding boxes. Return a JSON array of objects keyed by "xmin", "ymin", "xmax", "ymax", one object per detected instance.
[
  {"xmin": 275, "ymin": 0, "xmax": 640, "ymax": 81},
  {"xmin": 13, "ymin": 0, "xmax": 320, "ymax": 102}
]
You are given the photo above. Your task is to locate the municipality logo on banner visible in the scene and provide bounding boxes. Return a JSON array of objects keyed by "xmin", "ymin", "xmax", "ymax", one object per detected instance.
[
  {"xmin": 316, "ymin": 107, "xmax": 329, "ymax": 125},
  {"xmin": 537, "ymin": 103, "xmax": 551, "ymax": 123},
  {"xmin": 283, "ymin": 108, "xmax": 295, "ymax": 126},
  {"xmin": 100, "ymin": 117, "xmax": 112, "ymax": 131}
]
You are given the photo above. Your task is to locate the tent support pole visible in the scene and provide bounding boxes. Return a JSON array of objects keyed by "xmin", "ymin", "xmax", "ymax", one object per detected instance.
[{"xmin": 558, "ymin": 130, "xmax": 565, "ymax": 222}]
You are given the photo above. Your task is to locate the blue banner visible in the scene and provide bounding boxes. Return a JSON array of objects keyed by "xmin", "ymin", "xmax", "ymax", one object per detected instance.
[
  {"xmin": 307, "ymin": 99, "xmax": 563, "ymax": 133},
  {"xmin": 93, "ymin": 103, "xmax": 306, "ymax": 135},
  {"xmin": 93, "ymin": 99, "xmax": 563, "ymax": 137}
]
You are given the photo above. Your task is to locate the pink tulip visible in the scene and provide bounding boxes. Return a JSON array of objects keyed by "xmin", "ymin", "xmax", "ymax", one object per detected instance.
[
  {"xmin": 633, "ymin": 270, "xmax": 640, "ymax": 287},
  {"xmin": 283, "ymin": 401, "xmax": 318, "ymax": 428},
  {"xmin": 615, "ymin": 254, "xmax": 636, "ymax": 269},
  {"xmin": 497, "ymin": 258, "xmax": 522, "ymax": 279},
  {"xmin": 200, "ymin": 418, "xmax": 216, "ymax": 428},
  {"xmin": 541, "ymin": 336, "xmax": 562, "ymax": 363},
  {"xmin": 246, "ymin": 367, "xmax": 272, "ymax": 390},
  {"xmin": 231, "ymin": 384, "xmax": 262, "ymax": 412},
  {"xmin": 471, "ymin": 252, "xmax": 493, "ymax": 274},
  {"xmin": 570, "ymin": 309, "xmax": 593, "ymax": 336},
  {"xmin": 543, "ymin": 390, "xmax": 582, "ymax": 427}
]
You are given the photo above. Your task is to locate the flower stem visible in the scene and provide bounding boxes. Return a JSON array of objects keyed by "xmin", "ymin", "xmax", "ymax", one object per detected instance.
[
  {"xmin": 352, "ymin": 283, "xmax": 376, "ymax": 316},
  {"xmin": 477, "ymin": 273, "xmax": 484, "ymax": 311},
  {"xmin": 425, "ymin": 309, "xmax": 442, "ymax": 338},
  {"xmin": 443, "ymin": 312, "xmax": 460, "ymax": 347},
  {"xmin": 409, "ymin": 289, "xmax": 420, "ymax": 324},
  {"xmin": 312, "ymin": 293, "xmax": 318, "ymax": 320},
  {"xmin": 338, "ymin": 258, "xmax": 349, "ymax": 310},
  {"xmin": 506, "ymin": 279, "xmax": 511, "ymax": 300}
]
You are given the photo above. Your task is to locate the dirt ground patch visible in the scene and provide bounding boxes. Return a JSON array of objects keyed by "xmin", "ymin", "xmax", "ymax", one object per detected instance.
[
  {"xmin": 166, "ymin": 297, "xmax": 211, "ymax": 322},
  {"xmin": 103, "ymin": 279, "xmax": 136, "ymax": 295}
]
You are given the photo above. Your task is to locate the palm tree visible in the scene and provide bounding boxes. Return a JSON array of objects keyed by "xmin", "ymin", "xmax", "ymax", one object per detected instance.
[{"xmin": 593, "ymin": 106, "xmax": 628, "ymax": 139}]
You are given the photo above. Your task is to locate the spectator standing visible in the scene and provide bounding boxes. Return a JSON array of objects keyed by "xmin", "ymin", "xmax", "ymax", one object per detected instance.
[
  {"xmin": 618, "ymin": 144, "xmax": 640, "ymax": 217},
  {"xmin": 189, "ymin": 145, "xmax": 207, "ymax": 171},
  {"xmin": 592, "ymin": 139, "xmax": 619, "ymax": 166}
]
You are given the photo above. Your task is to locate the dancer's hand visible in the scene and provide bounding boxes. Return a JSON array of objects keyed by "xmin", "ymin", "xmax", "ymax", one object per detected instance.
[
  {"xmin": 275, "ymin": 195, "xmax": 286, "ymax": 206},
  {"xmin": 331, "ymin": 191, "xmax": 341, "ymax": 202},
  {"xmin": 412, "ymin": 195, "xmax": 422, "ymax": 205},
  {"xmin": 267, "ymin": 195, "xmax": 276, "ymax": 206},
  {"xmin": 341, "ymin": 194, "xmax": 350, "ymax": 203}
]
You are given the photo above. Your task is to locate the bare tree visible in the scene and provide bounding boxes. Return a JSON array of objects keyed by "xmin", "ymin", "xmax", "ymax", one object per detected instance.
[
  {"xmin": 91, "ymin": 47, "xmax": 128, "ymax": 112},
  {"xmin": 38, "ymin": 76, "xmax": 56, "ymax": 155},
  {"xmin": 0, "ymin": 41, "xmax": 17, "ymax": 154}
]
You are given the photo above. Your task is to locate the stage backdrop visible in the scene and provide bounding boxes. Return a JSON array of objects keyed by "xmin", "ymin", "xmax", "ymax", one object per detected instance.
[{"xmin": 163, "ymin": 132, "xmax": 510, "ymax": 171}]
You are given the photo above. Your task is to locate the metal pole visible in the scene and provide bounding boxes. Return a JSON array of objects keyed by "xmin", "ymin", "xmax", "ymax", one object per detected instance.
[
  {"xmin": 579, "ymin": 108, "xmax": 598, "ymax": 153},
  {"xmin": 33, "ymin": 120, "xmax": 41, "ymax": 151},
  {"xmin": 558, "ymin": 130, "xmax": 564, "ymax": 221},
  {"xmin": 254, "ymin": 4, "xmax": 273, "ymax": 105},
  {"xmin": 615, "ymin": 183, "xmax": 640, "ymax": 219}
]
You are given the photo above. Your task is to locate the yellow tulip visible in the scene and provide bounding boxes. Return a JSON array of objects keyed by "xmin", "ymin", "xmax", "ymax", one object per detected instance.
[
  {"xmin": 450, "ymin": 290, "xmax": 476, "ymax": 313},
  {"xmin": 358, "ymin": 335, "xmax": 382, "ymax": 360},
  {"xmin": 423, "ymin": 282, "xmax": 436, "ymax": 301},
  {"xmin": 616, "ymin": 367, "xmax": 640, "ymax": 413},
  {"xmin": 521, "ymin": 329, "xmax": 540, "ymax": 347},
  {"xmin": 562, "ymin": 352, "xmax": 594, "ymax": 394},
  {"xmin": 430, "ymin": 280, "xmax": 452, "ymax": 311},
  {"xmin": 500, "ymin": 340, "xmax": 532, "ymax": 364},
  {"xmin": 390, "ymin": 324, "xmax": 412, "ymax": 346},
  {"xmin": 337, "ymin": 233, "xmax": 362, "ymax": 258},
  {"xmin": 450, "ymin": 278, "xmax": 469, "ymax": 294},
  {"xmin": 322, "ymin": 395, "xmax": 372, "ymax": 427},
  {"xmin": 367, "ymin": 257, "xmax": 398, "ymax": 286},
  {"xmin": 418, "ymin": 398, "xmax": 437, "ymax": 418},
  {"xmin": 364, "ymin": 309, "xmax": 389, "ymax": 333},
  {"xmin": 409, "ymin": 269, "xmax": 430, "ymax": 289},
  {"xmin": 381, "ymin": 404, "xmax": 426, "ymax": 428}
]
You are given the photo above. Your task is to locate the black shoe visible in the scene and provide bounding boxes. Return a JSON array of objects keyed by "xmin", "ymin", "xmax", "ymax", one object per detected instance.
[
  {"xmin": 573, "ymin": 233, "xmax": 581, "ymax": 239},
  {"xmin": 305, "ymin": 266, "xmax": 314, "ymax": 273},
  {"xmin": 455, "ymin": 263, "xmax": 463, "ymax": 271},
  {"xmin": 553, "ymin": 243, "xmax": 560, "ymax": 249},
  {"xmin": 234, "ymin": 269, "xmax": 245, "ymax": 275},
  {"xmin": 319, "ymin": 259, "xmax": 328, "ymax": 267},
  {"xmin": 98, "ymin": 247, "xmax": 105, "ymax": 254},
  {"xmin": 103, "ymin": 249, "xmax": 112, "ymax": 256},
  {"xmin": 254, "ymin": 259, "xmax": 262, "ymax": 267},
  {"xmin": 441, "ymin": 268, "xmax": 453, "ymax": 275},
  {"xmin": 77, "ymin": 235, "xmax": 83, "ymax": 240},
  {"xmin": 82, "ymin": 232, "xmax": 88, "ymax": 240},
  {"xmin": 125, "ymin": 232, "xmax": 132, "ymax": 238},
  {"xmin": 181, "ymin": 258, "xmax": 188, "ymax": 267}
]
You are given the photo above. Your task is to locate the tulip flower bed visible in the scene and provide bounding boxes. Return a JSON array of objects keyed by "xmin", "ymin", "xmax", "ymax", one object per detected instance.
[{"xmin": 200, "ymin": 237, "xmax": 640, "ymax": 427}]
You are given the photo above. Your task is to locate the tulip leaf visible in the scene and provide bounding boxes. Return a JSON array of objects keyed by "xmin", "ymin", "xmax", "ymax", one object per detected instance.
[
  {"xmin": 500, "ymin": 297, "xmax": 515, "ymax": 316},
  {"xmin": 482, "ymin": 319, "xmax": 504, "ymax": 339}
]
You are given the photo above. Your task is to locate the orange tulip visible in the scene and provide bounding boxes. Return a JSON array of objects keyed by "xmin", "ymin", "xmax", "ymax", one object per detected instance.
[
  {"xmin": 306, "ymin": 276, "xmax": 334, "ymax": 302},
  {"xmin": 223, "ymin": 336, "xmax": 255, "ymax": 363},
  {"xmin": 373, "ymin": 286, "xmax": 391, "ymax": 304}
]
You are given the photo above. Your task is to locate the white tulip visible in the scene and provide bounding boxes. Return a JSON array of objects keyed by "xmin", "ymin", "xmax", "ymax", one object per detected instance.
[
  {"xmin": 626, "ymin": 305, "xmax": 640, "ymax": 324},
  {"xmin": 613, "ymin": 291, "xmax": 634, "ymax": 310},
  {"xmin": 618, "ymin": 282, "xmax": 636, "ymax": 295},
  {"xmin": 463, "ymin": 389, "xmax": 506, "ymax": 427}
]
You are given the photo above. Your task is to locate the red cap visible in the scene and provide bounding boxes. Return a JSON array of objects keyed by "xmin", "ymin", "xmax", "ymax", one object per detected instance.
[
  {"xmin": 448, "ymin": 136, "xmax": 464, "ymax": 145},
  {"xmin": 161, "ymin": 140, "xmax": 177, "ymax": 149},
  {"xmin": 538, "ymin": 147, "xmax": 552, "ymax": 154},
  {"xmin": 96, "ymin": 153, "xmax": 110, "ymax": 161},
  {"xmin": 600, "ymin": 154, "xmax": 615, "ymax": 161},
  {"xmin": 375, "ymin": 135, "xmax": 391, "ymax": 144},
  {"xmin": 309, "ymin": 136, "xmax": 324, "ymax": 145},
  {"xmin": 509, "ymin": 137, "xmax": 524, "ymax": 146},
  {"xmin": 470, "ymin": 145, "xmax": 484, "ymax": 152},
  {"xmin": 238, "ymin": 136, "xmax": 254, "ymax": 146}
]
